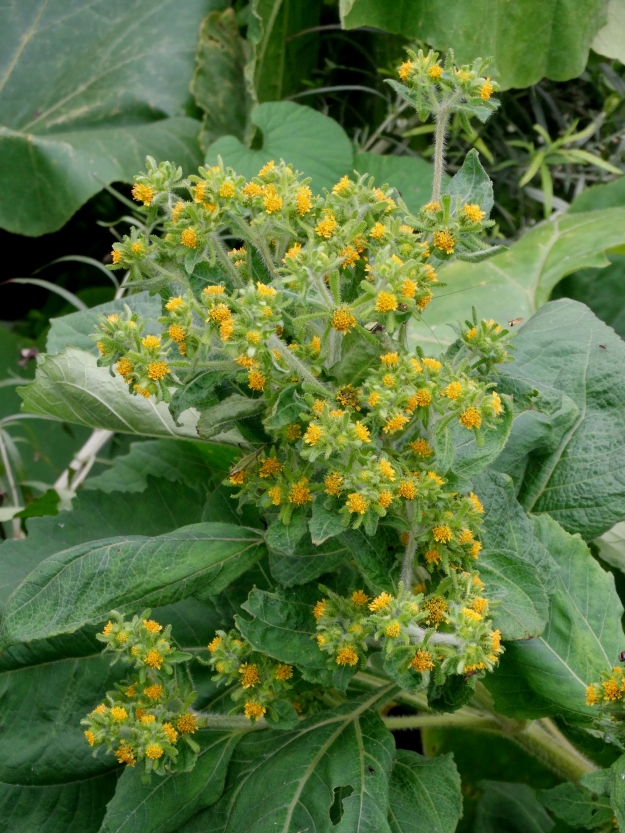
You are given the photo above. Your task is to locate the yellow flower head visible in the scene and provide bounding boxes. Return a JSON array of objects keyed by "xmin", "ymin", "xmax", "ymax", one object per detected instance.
[
  {"xmin": 491, "ymin": 391, "xmax": 503, "ymax": 415},
  {"xmin": 460, "ymin": 407, "xmax": 482, "ymax": 429},
  {"xmin": 110, "ymin": 706, "xmax": 128, "ymax": 721},
  {"xmin": 379, "ymin": 459, "xmax": 396, "ymax": 480},
  {"xmin": 354, "ymin": 421, "xmax": 371, "ymax": 442},
  {"xmin": 410, "ymin": 650, "xmax": 434, "ymax": 672},
  {"xmin": 336, "ymin": 646, "xmax": 359, "ymax": 666},
  {"xmin": 259, "ymin": 457, "xmax": 282, "ymax": 478},
  {"xmin": 112, "ymin": 249, "xmax": 122, "ymax": 264},
  {"xmin": 181, "ymin": 227, "xmax": 197, "ymax": 249},
  {"xmin": 296, "ymin": 186, "xmax": 312, "ymax": 215},
  {"xmin": 425, "ymin": 548, "xmax": 440, "ymax": 564},
  {"xmin": 258, "ymin": 160, "xmax": 275, "ymax": 177},
  {"xmin": 203, "ymin": 285, "xmax": 226, "ymax": 296},
  {"xmin": 315, "ymin": 212, "xmax": 337, "ymax": 238},
  {"xmin": 378, "ymin": 490, "xmax": 393, "ymax": 508},
  {"xmin": 263, "ymin": 186, "xmax": 282, "ymax": 213},
  {"xmin": 289, "ymin": 479, "xmax": 312, "ymax": 505},
  {"xmin": 346, "ymin": 493, "xmax": 368, "ymax": 515},
  {"xmin": 276, "ymin": 664, "xmax": 293, "ymax": 681},
  {"xmin": 469, "ymin": 492, "xmax": 484, "ymax": 513},
  {"xmin": 313, "ymin": 599, "xmax": 327, "ymax": 620},
  {"xmin": 603, "ymin": 679, "xmax": 623, "ymax": 701},
  {"xmin": 84, "ymin": 730, "xmax": 96, "ymax": 746},
  {"xmin": 470, "ymin": 541, "xmax": 483, "ymax": 559},
  {"xmin": 286, "ymin": 424, "xmax": 302, "ymax": 441},
  {"xmin": 384, "ymin": 414, "xmax": 409, "ymax": 434},
  {"xmin": 425, "ymin": 596, "xmax": 448, "ymax": 625},
  {"xmin": 369, "ymin": 222, "xmax": 386, "ymax": 240},
  {"xmin": 163, "ymin": 722, "xmax": 179, "ymax": 744},
  {"xmin": 324, "ymin": 472, "xmax": 343, "ymax": 496},
  {"xmin": 304, "ymin": 423, "xmax": 323, "ymax": 446},
  {"xmin": 381, "ymin": 352, "xmax": 399, "ymax": 366},
  {"xmin": 177, "ymin": 713, "xmax": 198, "ymax": 734},
  {"xmin": 385, "ymin": 622, "xmax": 401, "ymax": 638},
  {"xmin": 491, "ymin": 629, "xmax": 502, "ymax": 653},
  {"xmin": 401, "ymin": 279, "xmax": 417, "ymax": 299},
  {"xmin": 407, "ymin": 389, "xmax": 432, "ymax": 411},
  {"xmin": 115, "ymin": 743, "xmax": 136, "ymax": 766},
  {"xmin": 369, "ymin": 592, "xmax": 393, "ymax": 612},
  {"xmin": 398, "ymin": 480, "xmax": 417, "ymax": 500},
  {"xmin": 145, "ymin": 649, "xmax": 163, "ymax": 669},
  {"xmin": 242, "ymin": 182, "xmax": 264, "ymax": 199},
  {"xmin": 140, "ymin": 714, "xmax": 156, "ymax": 724},
  {"xmin": 144, "ymin": 684, "xmax": 163, "ymax": 700},
  {"xmin": 248, "ymin": 370, "xmax": 266, "ymax": 391},
  {"xmin": 239, "ymin": 663, "xmax": 261, "ymax": 689},
  {"xmin": 398, "ymin": 60, "xmax": 414, "ymax": 80},
  {"xmin": 410, "ymin": 438, "xmax": 433, "ymax": 457},
  {"xmin": 586, "ymin": 684, "xmax": 598, "ymax": 706},
  {"xmin": 333, "ymin": 175, "xmax": 350, "ymax": 194},
  {"xmin": 219, "ymin": 182, "xmax": 235, "ymax": 198},
  {"xmin": 268, "ymin": 486, "xmax": 282, "ymax": 505},
  {"xmin": 480, "ymin": 78, "xmax": 494, "ymax": 101},
  {"xmin": 244, "ymin": 701, "xmax": 266, "ymax": 721},
  {"xmin": 459, "ymin": 529, "xmax": 474, "ymax": 544},
  {"xmin": 442, "ymin": 381, "xmax": 462, "ymax": 400},
  {"xmin": 432, "ymin": 525, "xmax": 452, "ymax": 544},
  {"xmin": 429, "ymin": 64, "xmax": 443, "ymax": 78},
  {"xmin": 147, "ymin": 361, "xmax": 169, "ymax": 382},
  {"xmin": 331, "ymin": 306, "xmax": 356, "ymax": 334},
  {"xmin": 146, "ymin": 744, "xmax": 164, "ymax": 760},
  {"xmin": 143, "ymin": 619, "xmax": 162, "ymax": 634},
  {"xmin": 375, "ymin": 292, "xmax": 398, "ymax": 313},
  {"xmin": 141, "ymin": 335, "xmax": 160, "ymax": 350},
  {"xmin": 463, "ymin": 203, "xmax": 486, "ymax": 223},
  {"xmin": 433, "ymin": 229, "xmax": 454, "ymax": 254},
  {"xmin": 132, "ymin": 183, "xmax": 154, "ymax": 205},
  {"xmin": 351, "ymin": 590, "xmax": 370, "ymax": 606},
  {"xmin": 340, "ymin": 245, "xmax": 360, "ymax": 268}
]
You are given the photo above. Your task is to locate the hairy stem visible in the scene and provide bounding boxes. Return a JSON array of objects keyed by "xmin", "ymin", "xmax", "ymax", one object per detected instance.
[
  {"xmin": 431, "ymin": 111, "xmax": 449, "ymax": 202},
  {"xmin": 0, "ymin": 429, "xmax": 24, "ymax": 539}
]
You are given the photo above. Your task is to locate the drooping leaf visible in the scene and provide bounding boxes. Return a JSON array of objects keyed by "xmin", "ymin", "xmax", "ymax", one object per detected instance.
[
  {"xmin": 247, "ymin": 0, "xmax": 322, "ymax": 103},
  {"xmin": 387, "ymin": 749, "xmax": 463, "ymax": 833},
  {"xmin": 473, "ymin": 781, "xmax": 555, "ymax": 833},
  {"xmin": 538, "ymin": 782, "xmax": 613, "ymax": 830},
  {"xmin": 18, "ymin": 349, "xmax": 200, "ymax": 439},
  {"xmin": 206, "ymin": 102, "xmax": 353, "ymax": 194},
  {"xmin": 354, "ymin": 152, "xmax": 436, "ymax": 216},
  {"xmin": 179, "ymin": 686, "xmax": 397, "ymax": 833},
  {"xmin": 486, "ymin": 513, "xmax": 624, "ymax": 721},
  {"xmin": 474, "ymin": 471, "xmax": 557, "ymax": 641},
  {"xmin": 100, "ymin": 730, "xmax": 244, "ymax": 833},
  {"xmin": 410, "ymin": 209, "xmax": 625, "ymax": 349},
  {"xmin": 0, "ymin": 523, "xmax": 266, "ymax": 649},
  {"xmin": 46, "ymin": 292, "xmax": 162, "ymax": 355},
  {"xmin": 236, "ymin": 587, "xmax": 330, "ymax": 683},
  {"xmin": 196, "ymin": 394, "xmax": 266, "ymax": 439},
  {"xmin": 192, "ymin": 9, "xmax": 251, "ymax": 151},
  {"xmin": 0, "ymin": 477, "xmax": 207, "ymax": 615},
  {"xmin": 443, "ymin": 149, "xmax": 493, "ymax": 215},
  {"xmin": 497, "ymin": 299, "xmax": 625, "ymax": 540},
  {"xmin": 340, "ymin": 0, "xmax": 610, "ymax": 90},
  {"xmin": 84, "ymin": 439, "xmax": 237, "ymax": 494},
  {"xmin": 0, "ymin": 0, "xmax": 213, "ymax": 235}
]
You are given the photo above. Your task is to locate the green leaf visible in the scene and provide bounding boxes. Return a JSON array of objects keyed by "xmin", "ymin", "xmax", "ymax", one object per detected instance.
[
  {"xmin": 410, "ymin": 209, "xmax": 625, "ymax": 349},
  {"xmin": 236, "ymin": 587, "xmax": 330, "ymax": 683},
  {"xmin": 443, "ymin": 149, "xmax": 493, "ymax": 215},
  {"xmin": 569, "ymin": 177, "xmax": 625, "ymax": 213},
  {"xmin": 498, "ymin": 300, "xmax": 625, "ymax": 540},
  {"xmin": 0, "ymin": 523, "xmax": 266, "ymax": 649},
  {"xmin": 46, "ymin": 292, "xmax": 161, "ymax": 355},
  {"xmin": 341, "ymin": 526, "xmax": 398, "ymax": 594},
  {"xmin": 552, "ymin": 254, "xmax": 625, "ymax": 340},
  {"xmin": 248, "ymin": 0, "xmax": 322, "ymax": 103},
  {"xmin": 0, "ymin": 0, "xmax": 214, "ymax": 236},
  {"xmin": 595, "ymin": 521, "xmax": 625, "ymax": 574},
  {"xmin": 475, "ymin": 471, "xmax": 556, "ymax": 640},
  {"xmin": 196, "ymin": 394, "xmax": 266, "ymax": 439},
  {"xmin": 180, "ymin": 686, "xmax": 397, "ymax": 833},
  {"xmin": 191, "ymin": 9, "xmax": 250, "ymax": 151},
  {"xmin": 85, "ymin": 439, "xmax": 237, "ymax": 494},
  {"xmin": 101, "ymin": 730, "xmax": 244, "ymax": 833},
  {"xmin": 19, "ymin": 349, "xmax": 200, "ymax": 439},
  {"xmin": 268, "ymin": 534, "xmax": 351, "ymax": 586},
  {"xmin": 387, "ymin": 749, "xmax": 463, "ymax": 833},
  {"xmin": 538, "ymin": 782, "xmax": 613, "ymax": 830},
  {"xmin": 170, "ymin": 372, "xmax": 222, "ymax": 422},
  {"xmin": 206, "ymin": 101, "xmax": 353, "ymax": 193},
  {"xmin": 609, "ymin": 754, "xmax": 625, "ymax": 830},
  {"xmin": 474, "ymin": 781, "xmax": 555, "ymax": 833},
  {"xmin": 265, "ymin": 512, "xmax": 308, "ymax": 555},
  {"xmin": 0, "ymin": 477, "xmax": 207, "ymax": 615},
  {"xmin": 340, "ymin": 0, "xmax": 610, "ymax": 90},
  {"xmin": 354, "ymin": 152, "xmax": 436, "ymax": 216},
  {"xmin": 485, "ymin": 513, "xmax": 624, "ymax": 721},
  {"xmin": 329, "ymin": 329, "xmax": 382, "ymax": 387},
  {"xmin": 592, "ymin": 0, "xmax": 625, "ymax": 63},
  {"xmin": 309, "ymin": 501, "xmax": 346, "ymax": 545}
]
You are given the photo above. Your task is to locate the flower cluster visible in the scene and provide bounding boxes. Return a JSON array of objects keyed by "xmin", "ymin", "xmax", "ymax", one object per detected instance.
[
  {"xmin": 313, "ymin": 574, "xmax": 503, "ymax": 683},
  {"xmin": 81, "ymin": 611, "xmax": 200, "ymax": 777},
  {"xmin": 202, "ymin": 631, "xmax": 313, "ymax": 723},
  {"xmin": 586, "ymin": 665, "xmax": 625, "ymax": 749}
]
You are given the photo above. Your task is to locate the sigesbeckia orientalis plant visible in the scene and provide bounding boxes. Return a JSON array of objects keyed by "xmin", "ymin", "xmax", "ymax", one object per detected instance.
[{"xmin": 8, "ymin": 47, "xmax": 625, "ymax": 833}]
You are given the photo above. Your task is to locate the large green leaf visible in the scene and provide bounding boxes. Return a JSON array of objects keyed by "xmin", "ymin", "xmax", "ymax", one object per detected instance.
[
  {"xmin": 497, "ymin": 299, "xmax": 625, "ymax": 540},
  {"xmin": 354, "ymin": 152, "xmax": 436, "ymax": 215},
  {"xmin": 340, "ymin": 0, "xmax": 610, "ymax": 90},
  {"xmin": 538, "ymin": 782, "xmax": 613, "ymax": 830},
  {"xmin": 0, "ymin": 0, "xmax": 213, "ymax": 236},
  {"xmin": 236, "ymin": 587, "xmax": 330, "ymax": 683},
  {"xmin": 19, "ymin": 349, "xmax": 200, "ymax": 439},
  {"xmin": 0, "ymin": 523, "xmax": 266, "ymax": 649},
  {"xmin": 486, "ymin": 513, "xmax": 624, "ymax": 721},
  {"xmin": 387, "ymin": 749, "xmax": 463, "ymax": 833},
  {"xmin": 411, "ymin": 209, "xmax": 625, "ymax": 349},
  {"xmin": 46, "ymin": 292, "xmax": 161, "ymax": 355},
  {"xmin": 179, "ymin": 686, "xmax": 397, "ymax": 833},
  {"xmin": 0, "ymin": 477, "xmax": 206, "ymax": 615},
  {"xmin": 207, "ymin": 102, "xmax": 353, "ymax": 193},
  {"xmin": 591, "ymin": 0, "xmax": 625, "ymax": 62},
  {"xmin": 101, "ymin": 729, "xmax": 244, "ymax": 833},
  {"xmin": 84, "ymin": 440, "xmax": 237, "ymax": 494},
  {"xmin": 473, "ymin": 782, "xmax": 555, "ymax": 833},
  {"xmin": 552, "ymin": 255, "xmax": 625, "ymax": 340},
  {"xmin": 474, "ymin": 472, "xmax": 557, "ymax": 641}
]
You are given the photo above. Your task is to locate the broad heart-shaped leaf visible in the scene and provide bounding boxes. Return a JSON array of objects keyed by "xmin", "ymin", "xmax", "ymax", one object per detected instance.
[
  {"xmin": 179, "ymin": 686, "xmax": 397, "ymax": 833},
  {"xmin": 101, "ymin": 729, "xmax": 244, "ymax": 833},
  {"xmin": 473, "ymin": 782, "xmax": 554, "ymax": 833},
  {"xmin": 485, "ymin": 513, "xmax": 624, "ymax": 722},
  {"xmin": 553, "ymin": 254, "xmax": 625, "ymax": 340},
  {"xmin": 497, "ymin": 299, "xmax": 625, "ymax": 540},
  {"xmin": 0, "ymin": 476, "xmax": 207, "ymax": 616},
  {"xmin": 206, "ymin": 102, "xmax": 353, "ymax": 194},
  {"xmin": 443, "ymin": 149, "xmax": 493, "ymax": 215},
  {"xmin": 538, "ymin": 782, "xmax": 613, "ymax": 830},
  {"xmin": 340, "ymin": 0, "xmax": 609, "ymax": 90},
  {"xmin": 18, "ymin": 348, "xmax": 200, "ymax": 439},
  {"xmin": 0, "ymin": 595, "xmax": 233, "ymax": 833},
  {"xmin": 196, "ymin": 393, "xmax": 266, "ymax": 439},
  {"xmin": 0, "ymin": 0, "xmax": 212, "ymax": 236},
  {"xmin": 84, "ymin": 439, "xmax": 238, "ymax": 494},
  {"xmin": 236, "ymin": 587, "xmax": 330, "ymax": 683},
  {"xmin": 191, "ymin": 9, "xmax": 250, "ymax": 151},
  {"xmin": 387, "ymin": 749, "xmax": 462, "ymax": 833},
  {"xmin": 474, "ymin": 471, "xmax": 557, "ymax": 641},
  {"xmin": 0, "ymin": 523, "xmax": 266, "ymax": 650},
  {"xmin": 46, "ymin": 291, "xmax": 161, "ymax": 355},
  {"xmin": 354, "ymin": 152, "xmax": 436, "ymax": 216},
  {"xmin": 410, "ymin": 209, "xmax": 625, "ymax": 349}
]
